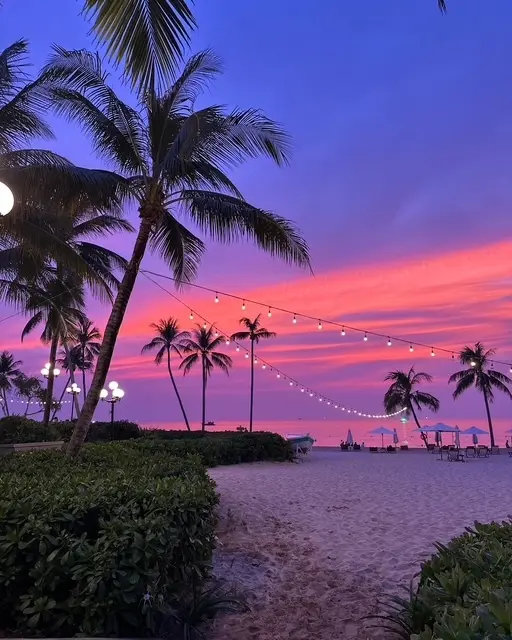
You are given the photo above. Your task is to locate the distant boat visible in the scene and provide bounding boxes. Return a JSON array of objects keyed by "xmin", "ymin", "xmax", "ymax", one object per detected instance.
[{"xmin": 205, "ymin": 421, "xmax": 216, "ymax": 426}]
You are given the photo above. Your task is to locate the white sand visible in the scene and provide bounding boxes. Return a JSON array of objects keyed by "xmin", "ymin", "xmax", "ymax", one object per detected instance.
[{"xmin": 209, "ymin": 450, "xmax": 512, "ymax": 640}]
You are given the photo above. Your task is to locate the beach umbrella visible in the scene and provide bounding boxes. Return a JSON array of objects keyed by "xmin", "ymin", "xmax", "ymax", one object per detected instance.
[
  {"xmin": 346, "ymin": 429, "xmax": 354, "ymax": 445},
  {"xmin": 393, "ymin": 428, "xmax": 399, "ymax": 445},
  {"xmin": 455, "ymin": 428, "xmax": 461, "ymax": 449},
  {"xmin": 369, "ymin": 426, "xmax": 394, "ymax": 448},
  {"xmin": 462, "ymin": 426, "xmax": 488, "ymax": 435}
]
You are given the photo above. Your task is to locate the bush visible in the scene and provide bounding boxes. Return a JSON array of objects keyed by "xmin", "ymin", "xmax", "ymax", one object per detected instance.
[
  {"xmin": 55, "ymin": 419, "xmax": 141, "ymax": 442},
  {"xmin": 0, "ymin": 442, "xmax": 217, "ymax": 637},
  {"xmin": 0, "ymin": 415, "xmax": 60, "ymax": 444},
  {"xmin": 379, "ymin": 520, "xmax": 512, "ymax": 639}
]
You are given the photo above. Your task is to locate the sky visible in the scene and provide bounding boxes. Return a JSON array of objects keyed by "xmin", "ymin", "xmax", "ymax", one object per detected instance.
[{"xmin": 1, "ymin": 0, "xmax": 511, "ymax": 435}]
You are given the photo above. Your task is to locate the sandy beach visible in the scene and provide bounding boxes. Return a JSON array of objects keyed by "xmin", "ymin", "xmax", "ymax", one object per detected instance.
[{"xmin": 210, "ymin": 449, "xmax": 512, "ymax": 640}]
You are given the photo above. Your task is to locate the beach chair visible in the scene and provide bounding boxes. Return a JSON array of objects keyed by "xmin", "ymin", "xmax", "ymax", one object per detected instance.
[
  {"xmin": 400, "ymin": 445, "xmax": 409, "ymax": 451},
  {"xmin": 465, "ymin": 446, "xmax": 475, "ymax": 458},
  {"xmin": 491, "ymin": 446, "xmax": 499, "ymax": 455},
  {"xmin": 448, "ymin": 448, "xmax": 465, "ymax": 463},
  {"xmin": 427, "ymin": 444, "xmax": 436, "ymax": 453},
  {"xmin": 369, "ymin": 447, "xmax": 378, "ymax": 453},
  {"xmin": 477, "ymin": 445, "xmax": 489, "ymax": 458}
]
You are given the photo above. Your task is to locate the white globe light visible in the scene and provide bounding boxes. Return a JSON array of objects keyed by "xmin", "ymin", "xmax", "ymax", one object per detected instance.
[
  {"xmin": 45, "ymin": 363, "xmax": 51, "ymax": 369},
  {"xmin": 71, "ymin": 382, "xmax": 78, "ymax": 389},
  {"xmin": 0, "ymin": 181, "xmax": 14, "ymax": 216},
  {"xmin": 99, "ymin": 389, "xmax": 108, "ymax": 399},
  {"xmin": 41, "ymin": 368, "xmax": 49, "ymax": 376},
  {"xmin": 66, "ymin": 387, "xmax": 72, "ymax": 393},
  {"xmin": 112, "ymin": 387, "xmax": 124, "ymax": 399},
  {"xmin": 108, "ymin": 381, "xmax": 119, "ymax": 390},
  {"xmin": 75, "ymin": 387, "xmax": 81, "ymax": 393},
  {"xmin": 53, "ymin": 368, "xmax": 60, "ymax": 376}
]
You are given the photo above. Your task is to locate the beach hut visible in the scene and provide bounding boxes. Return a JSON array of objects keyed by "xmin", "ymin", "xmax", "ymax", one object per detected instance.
[{"xmin": 369, "ymin": 426, "xmax": 394, "ymax": 449}]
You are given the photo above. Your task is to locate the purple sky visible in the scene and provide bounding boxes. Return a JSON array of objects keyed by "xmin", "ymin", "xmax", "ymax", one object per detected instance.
[{"xmin": 1, "ymin": 0, "xmax": 512, "ymax": 431}]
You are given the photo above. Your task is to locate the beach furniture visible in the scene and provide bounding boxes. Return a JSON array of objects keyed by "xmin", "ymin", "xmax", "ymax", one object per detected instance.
[
  {"xmin": 465, "ymin": 446, "xmax": 476, "ymax": 458},
  {"xmin": 287, "ymin": 434, "xmax": 314, "ymax": 462},
  {"xmin": 369, "ymin": 447, "xmax": 378, "ymax": 452},
  {"xmin": 368, "ymin": 426, "xmax": 394, "ymax": 451},
  {"xmin": 447, "ymin": 448, "xmax": 464, "ymax": 462},
  {"xmin": 491, "ymin": 446, "xmax": 499, "ymax": 455},
  {"xmin": 400, "ymin": 445, "xmax": 409, "ymax": 451},
  {"xmin": 427, "ymin": 443, "xmax": 436, "ymax": 453},
  {"xmin": 477, "ymin": 445, "xmax": 490, "ymax": 458}
]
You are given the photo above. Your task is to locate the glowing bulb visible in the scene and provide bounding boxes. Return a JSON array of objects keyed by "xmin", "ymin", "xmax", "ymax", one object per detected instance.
[
  {"xmin": 189, "ymin": 311, "xmax": 194, "ymax": 320},
  {"xmin": 277, "ymin": 373, "xmax": 280, "ymax": 378},
  {"xmin": 203, "ymin": 322, "xmax": 207, "ymax": 329},
  {"xmin": 387, "ymin": 338, "xmax": 392, "ymax": 347},
  {"xmin": 409, "ymin": 345, "xmax": 414, "ymax": 352},
  {"xmin": 319, "ymin": 398, "xmax": 323, "ymax": 402},
  {"xmin": 236, "ymin": 346, "xmax": 240, "ymax": 352},
  {"xmin": 268, "ymin": 307, "xmax": 272, "ymax": 317},
  {"xmin": 318, "ymin": 320, "xmax": 322, "ymax": 330},
  {"xmin": 262, "ymin": 364, "xmax": 266, "ymax": 369},
  {"xmin": 245, "ymin": 353, "xmax": 249, "ymax": 359},
  {"xmin": 242, "ymin": 300, "xmax": 246, "ymax": 310},
  {"xmin": 470, "ymin": 360, "xmax": 476, "ymax": 367},
  {"xmin": 254, "ymin": 357, "xmax": 258, "ymax": 364},
  {"xmin": 510, "ymin": 366, "xmax": 512, "ymax": 373},
  {"xmin": 100, "ymin": 389, "xmax": 108, "ymax": 399},
  {"xmin": 301, "ymin": 388, "xmax": 305, "ymax": 393},
  {"xmin": 342, "ymin": 407, "xmax": 345, "ymax": 411},
  {"xmin": 431, "ymin": 348, "xmax": 435, "ymax": 357},
  {"xmin": 341, "ymin": 327, "xmax": 346, "ymax": 336},
  {"xmin": 45, "ymin": 363, "xmax": 51, "ymax": 369},
  {"xmin": 327, "ymin": 401, "xmax": 331, "ymax": 405},
  {"xmin": 292, "ymin": 314, "xmax": 297, "ymax": 324},
  {"xmin": 109, "ymin": 381, "xmax": 119, "ymax": 390},
  {"xmin": 66, "ymin": 387, "xmax": 72, "ymax": 393},
  {"xmin": 225, "ymin": 338, "xmax": 230, "ymax": 345},
  {"xmin": 289, "ymin": 381, "xmax": 293, "ymax": 386},
  {"xmin": 214, "ymin": 330, "xmax": 219, "ymax": 337},
  {"xmin": 363, "ymin": 333, "xmax": 368, "ymax": 342},
  {"xmin": 214, "ymin": 293, "xmax": 219, "ymax": 303}
]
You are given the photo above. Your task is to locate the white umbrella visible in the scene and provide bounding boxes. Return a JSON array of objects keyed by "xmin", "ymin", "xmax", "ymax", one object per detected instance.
[
  {"xmin": 393, "ymin": 428, "xmax": 399, "ymax": 445},
  {"xmin": 369, "ymin": 426, "xmax": 394, "ymax": 448},
  {"xmin": 346, "ymin": 429, "xmax": 354, "ymax": 445}
]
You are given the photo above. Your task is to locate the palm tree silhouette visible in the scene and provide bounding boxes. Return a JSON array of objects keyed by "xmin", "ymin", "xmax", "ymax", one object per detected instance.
[
  {"xmin": 44, "ymin": 48, "xmax": 310, "ymax": 456},
  {"xmin": 68, "ymin": 318, "xmax": 102, "ymax": 402},
  {"xmin": 0, "ymin": 351, "xmax": 22, "ymax": 416},
  {"xmin": 449, "ymin": 342, "xmax": 512, "ymax": 448},
  {"xmin": 384, "ymin": 367, "xmax": 440, "ymax": 445},
  {"xmin": 141, "ymin": 318, "xmax": 191, "ymax": 430},
  {"xmin": 231, "ymin": 314, "xmax": 276, "ymax": 432},
  {"xmin": 180, "ymin": 325, "xmax": 232, "ymax": 431}
]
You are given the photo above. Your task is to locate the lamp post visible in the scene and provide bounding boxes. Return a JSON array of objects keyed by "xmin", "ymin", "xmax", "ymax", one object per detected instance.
[
  {"xmin": 66, "ymin": 383, "xmax": 81, "ymax": 420},
  {"xmin": 0, "ymin": 181, "xmax": 14, "ymax": 216},
  {"xmin": 100, "ymin": 381, "xmax": 125, "ymax": 440}
]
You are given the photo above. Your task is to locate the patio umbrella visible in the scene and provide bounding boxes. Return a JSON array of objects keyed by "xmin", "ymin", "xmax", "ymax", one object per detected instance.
[
  {"xmin": 421, "ymin": 423, "xmax": 459, "ymax": 447},
  {"xmin": 393, "ymin": 428, "xmax": 399, "ymax": 445},
  {"xmin": 462, "ymin": 426, "xmax": 488, "ymax": 446},
  {"xmin": 369, "ymin": 426, "xmax": 394, "ymax": 448},
  {"xmin": 346, "ymin": 429, "xmax": 354, "ymax": 445}
]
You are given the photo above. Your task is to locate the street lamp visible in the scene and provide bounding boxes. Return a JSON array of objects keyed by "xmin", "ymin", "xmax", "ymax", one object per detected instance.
[
  {"xmin": 100, "ymin": 381, "xmax": 125, "ymax": 439},
  {"xmin": 66, "ymin": 382, "xmax": 81, "ymax": 420},
  {"xmin": 0, "ymin": 181, "xmax": 14, "ymax": 216},
  {"xmin": 41, "ymin": 363, "xmax": 60, "ymax": 378}
]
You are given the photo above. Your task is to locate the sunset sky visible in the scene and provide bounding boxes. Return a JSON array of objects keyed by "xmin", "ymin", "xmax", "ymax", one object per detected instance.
[{"xmin": 1, "ymin": 0, "xmax": 511, "ymax": 433}]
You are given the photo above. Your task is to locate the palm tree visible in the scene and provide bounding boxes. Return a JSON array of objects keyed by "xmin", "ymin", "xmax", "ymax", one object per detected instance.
[
  {"xmin": 449, "ymin": 343, "xmax": 512, "ymax": 448},
  {"xmin": 230, "ymin": 314, "xmax": 276, "ymax": 432},
  {"xmin": 43, "ymin": 49, "xmax": 310, "ymax": 456},
  {"xmin": 0, "ymin": 351, "xmax": 22, "ymax": 416},
  {"xmin": 21, "ymin": 276, "xmax": 87, "ymax": 426},
  {"xmin": 179, "ymin": 325, "xmax": 232, "ymax": 431},
  {"xmin": 384, "ymin": 367, "xmax": 440, "ymax": 446},
  {"xmin": 67, "ymin": 318, "xmax": 102, "ymax": 401},
  {"xmin": 12, "ymin": 374, "xmax": 45, "ymax": 417},
  {"xmin": 141, "ymin": 318, "xmax": 191, "ymax": 430}
]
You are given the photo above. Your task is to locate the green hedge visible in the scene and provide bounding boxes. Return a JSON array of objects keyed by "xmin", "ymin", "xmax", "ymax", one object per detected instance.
[
  {"xmin": 54, "ymin": 419, "xmax": 142, "ymax": 442},
  {"xmin": 0, "ymin": 442, "xmax": 217, "ymax": 637},
  {"xmin": 381, "ymin": 521, "xmax": 512, "ymax": 639},
  {"xmin": 0, "ymin": 416, "xmax": 60, "ymax": 444}
]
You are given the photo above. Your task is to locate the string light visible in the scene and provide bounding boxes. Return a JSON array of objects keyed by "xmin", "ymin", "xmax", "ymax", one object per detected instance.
[
  {"xmin": 431, "ymin": 348, "xmax": 435, "ymax": 357},
  {"xmin": 387, "ymin": 338, "xmax": 392, "ymax": 347},
  {"xmin": 236, "ymin": 346, "xmax": 240, "ymax": 352},
  {"xmin": 318, "ymin": 320, "xmax": 322, "ymax": 330},
  {"xmin": 409, "ymin": 344, "xmax": 414, "ymax": 352},
  {"xmin": 189, "ymin": 310, "xmax": 194, "ymax": 320},
  {"xmin": 242, "ymin": 300, "xmax": 246, "ymax": 310},
  {"xmin": 277, "ymin": 373, "xmax": 280, "ymax": 378},
  {"xmin": 268, "ymin": 307, "xmax": 272, "ymax": 317},
  {"xmin": 254, "ymin": 357, "xmax": 258, "ymax": 364},
  {"xmin": 262, "ymin": 364, "xmax": 266, "ymax": 369},
  {"xmin": 245, "ymin": 353, "xmax": 249, "ymax": 359},
  {"xmin": 214, "ymin": 293, "xmax": 219, "ymax": 303},
  {"xmin": 225, "ymin": 338, "xmax": 230, "ymax": 345},
  {"xmin": 214, "ymin": 329, "xmax": 219, "ymax": 337},
  {"xmin": 203, "ymin": 321, "xmax": 207, "ymax": 329},
  {"xmin": 364, "ymin": 333, "xmax": 368, "ymax": 342},
  {"xmin": 341, "ymin": 327, "xmax": 346, "ymax": 336},
  {"xmin": 292, "ymin": 314, "xmax": 297, "ymax": 324}
]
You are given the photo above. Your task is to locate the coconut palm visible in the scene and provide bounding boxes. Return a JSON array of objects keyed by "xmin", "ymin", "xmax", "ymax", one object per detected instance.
[
  {"xmin": 384, "ymin": 368, "xmax": 440, "ymax": 445},
  {"xmin": 230, "ymin": 314, "xmax": 276, "ymax": 432},
  {"xmin": 67, "ymin": 318, "xmax": 102, "ymax": 401},
  {"xmin": 141, "ymin": 318, "xmax": 191, "ymax": 430},
  {"xmin": 179, "ymin": 325, "xmax": 232, "ymax": 430},
  {"xmin": 21, "ymin": 276, "xmax": 87, "ymax": 427},
  {"xmin": 0, "ymin": 351, "xmax": 22, "ymax": 416},
  {"xmin": 449, "ymin": 343, "xmax": 512, "ymax": 448},
  {"xmin": 12, "ymin": 374, "xmax": 45, "ymax": 417},
  {"xmin": 43, "ymin": 49, "xmax": 310, "ymax": 455}
]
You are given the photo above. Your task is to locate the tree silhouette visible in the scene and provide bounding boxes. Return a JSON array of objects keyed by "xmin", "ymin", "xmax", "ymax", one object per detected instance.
[
  {"xmin": 230, "ymin": 314, "xmax": 276, "ymax": 432},
  {"xmin": 0, "ymin": 351, "xmax": 22, "ymax": 416},
  {"xmin": 180, "ymin": 325, "xmax": 232, "ymax": 431},
  {"xmin": 141, "ymin": 318, "xmax": 191, "ymax": 430},
  {"xmin": 449, "ymin": 342, "xmax": 512, "ymax": 448}
]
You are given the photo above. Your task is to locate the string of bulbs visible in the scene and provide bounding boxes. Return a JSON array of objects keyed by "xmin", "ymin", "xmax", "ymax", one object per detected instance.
[
  {"xmin": 141, "ymin": 272, "xmax": 406, "ymax": 420},
  {"xmin": 142, "ymin": 269, "xmax": 512, "ymax": 373}
]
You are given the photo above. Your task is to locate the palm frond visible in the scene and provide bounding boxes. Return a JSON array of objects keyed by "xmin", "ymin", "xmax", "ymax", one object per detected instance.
[
  {"xmin": 211, "ymin": 352, "xmax": 232, "ymax": 374},
  {"xmin": 412, "ymin": 391, "xmax": 440, "ymax": 413},
  {"xmin": 230, "ymin": 330, "xmax": 251, "ymax": 341},
  {"xmin": 21, "ymin": 310, "xmax": 43, "ymax": 341},
  {"xmin": 450, "ymin": 372, "xmax": 476, "ymax": 399},
  {"xmin": 72, "ymin": 214, "xmax": 134, "ymax": 238},
  {"xmin": 82, "ymin": 0, "xmax": 195, "ymax": 92},
  {"xmin": 179, "ymin": 352, "xmax": 198, "ymax": 375}
]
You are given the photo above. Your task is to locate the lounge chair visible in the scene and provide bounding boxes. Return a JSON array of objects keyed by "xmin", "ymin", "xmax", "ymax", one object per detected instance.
[
  {"xmin": 491, "ymin": 446, "xmax": 499, "ymax": 455},
  {"xmin": 400, "ymin": 445, "xmax": 409, "ymax": 451},
  {"xmin": 477, "ymin": 445, "xmax": 490, "ymax": 458},
  {"xmin": 448, "ymin": 448, "xmax": 465, "ymax": 462},
  {"xmin": 369, "ymin": 447, "xmax": 378, "ymax": 453},
  {"xmin": 427, "ymin": 444, "xmax": 436, "ymax": 453},
  {"xmin": 465, "ymin": 446, "xmax": 475, "ymax": 458},
  {"xmin": 353, "ymin": 444, "xmax": 361, "ymax": 451}
]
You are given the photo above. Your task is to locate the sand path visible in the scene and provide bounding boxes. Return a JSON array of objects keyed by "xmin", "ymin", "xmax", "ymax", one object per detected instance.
[{"xmin": 210, "ymin": 450, "xmax": 512, "ymax": 640}]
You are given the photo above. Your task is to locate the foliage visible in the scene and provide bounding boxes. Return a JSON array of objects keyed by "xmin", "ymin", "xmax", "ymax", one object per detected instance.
[
  {"xmin": 0, "ymin": 415, "xmax": 60, "ymax": 444},
  {"xmin": 376, "ymin": 520, "xmax": 512, "ymax": 639},
  {"xmin": 55, "ymin": 419, "xmax": 142, "ymax": 442},
  {"xmin": 0, "ymin": 351, "xmax": 23, "ymax": 416},
  {"xmin": 0, "ymin": 442, "xmax": 218, "ymax": 636}
]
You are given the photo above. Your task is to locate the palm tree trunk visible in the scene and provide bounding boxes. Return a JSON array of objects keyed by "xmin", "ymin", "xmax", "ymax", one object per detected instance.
[
  {"xmin": 249, "ymin": 339, "xmax": 254, "ymax": 433},
  {"xmin": 52, "ymin": 375, "xmax": 71, "ymax": 420},
  {"xmin": 409, "ymin": 405, "xmax": 428, "ymax": 447},
  {"xmin": 2, "ymin": 389, "xmax": 9, "ymax": 417},
  {"xmin": 67, "ymin": 217, "xmax": 154, "ymax": 457},
  {"xmin": 201, "ymin": 355, "xmax": 207, "ymax": 432},
  {"xmin": 82, "ymin": 344, "xmax": 87, "ymax": 407},
  {"xmin": 482, "ymin": 387, "xmax": 495, "ymax": 447},
  {"xmin": 166, "ymin": 348, "xmax": 190, "ymax": 430},
  {"xmin": 43, "ymin": 334, "xmax": 59, "ymax": 428}
]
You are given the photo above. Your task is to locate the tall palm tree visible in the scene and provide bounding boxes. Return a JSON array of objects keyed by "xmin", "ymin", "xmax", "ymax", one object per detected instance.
[
  {"xmin": 179, "ymin": 325, "xmax": 232, "ymax": 431},
  {"xmin": 384, "ymin": 367, "xmax": 440, "ymax": 446},
  {"xmin": 55, "ymin": 346, "xmax": 92, "ymax": 419},
  {"xmin": 21, "ymin": 276, "xmax": 87, "ymax": 426},
  {"xmin": 67, "ymin": 318, "xmax": 102, "ymax": 401},
  {"xmin": 12, "ymin": 373, "xmax": 44, "ymax": 417},
  {"xmin": 230, "ymin": 314, "xmax": 276, "ymax": 432},
  {"xmin": 141, "ymin": 317, "xmax": 191, "ymax": 430},
  {"xmin": 43, "ymin": 49, "xmax": 310, "ymax": 456},
  {"xmin": 0, "ymin": 351, "xmax": 22, "ymax": 416},
  {"xmin": 449, "ymin": 343, "xmax": 512, "ymax": 448}
]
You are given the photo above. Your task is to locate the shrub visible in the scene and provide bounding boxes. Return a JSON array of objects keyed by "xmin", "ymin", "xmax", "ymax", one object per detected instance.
[
  {"xmin": 0, "ymin": 442, "xmax": 217, "ymax": 637},
  {"xmin": 378, "ymin": 520, "xmax": 512, "ymax": 639},
  {"xmin": 55, "ymin": 419, "xmax": 141, "ymax": 442},
  {"xmin": 0, "ymin": 415, "xmax": 59, "ymax": 444}
]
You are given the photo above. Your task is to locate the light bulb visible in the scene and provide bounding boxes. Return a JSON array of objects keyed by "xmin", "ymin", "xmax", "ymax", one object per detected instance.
[
  {"xmin": 225, "ymin": 338, "xmax": 230, "ymax": 345},
  {"xmin": 327, "ymin": 401, "xmax": 331, "ymax": 405},
  {"xmin": 109, "ymin": 381, "xmax": 119, "ymax": 390},
  {"xmin": 318, "ymin": 320, "xmax": 322, "ymax": 330},
  {"xmin": 292, "ymin": 314, "xmax": 297, "ymax": 324},
  {"xmin": 431, "ymin": 348, "xmax": 435, "ymax": 357},
  {"xmin": 277, "ymin": 373, "xmax": 280, "ymax": 378},
  {"xmin": 363, "ymin": 333, "xmax": 368, "ymax": 342},
  {"xmin": 100, "ymin": 389, "xmax": 108, "ymax": 399},
  {"xmin": 409, "ymin": 345, "xmax": 414, "ymax": 352},
  {"xmin": 53, "ymin": 368, "xmax": 60, "ymax": 376},
  {"xmin": 236, "ymin": 346, "xmax": 240, "ymax": 352},
  {"xmin": 245, "ymin": 353, "xmax": 249, "ymax": 359},
  {"xmin": 341, "ymin": 407, "xmax": 345, "ymax": 411},
  {"xmin": 470, "ymin": 360, "xmax": 476, "ymax": 367},
  {"xmin": 215, "ymin": 293, "xmax": 219, "ymax": 303},
  {"xmin": 387, "ymin": 338, "xmax": 392, "ymax": 346},
  {"xmin": 203, "ymin": 322, "xmax": 207, "ymax": 329},
  {"xmin": 214, "ymin": 330, "xmax": 219, "ymax": 337},
  {"xmin": 334, "ymin": 404, "xmax": 338, "ymax": 408},
  {"xmin": 268, "ymin": 307, "xmax": 272, "ymax": 317},
  {"xmin": 289, "ymin": 381, "xmax": 293, "ymax": 386},
  {"xmin": 189, "ymin": 311, "xmax": 194, "ymax": 320},
  {"xmin": 301, "ymin": 388, "xmax": 305, "ymax": 393},
  {"xmin": 510, "ymin": 367, "xmax": 512, "ymax": 373},
  {"xmin": 319, "ymin": 398, "xmax": 323, "ymax": 402},
  {"xmin": 242, "ymin": 300, "xmax": 246, "ymax": 310},
  {"xmin": 75, "ymin": 387, "xmax": 81, "ymax": 393},
  {"xmin": 341, "ymin": 327, "xmax": 346, "ymax": 336},
  {"xmin": 41, "ymin": 368, "xmax": 49, "ymax": 376},
  {"xmin": 254, "ymin": 357, "xmax": 258, "ymax": 364},
  {"xmin": 66, "ymin": 387, "xmax": 72, "ymax": 393},
  {"xmin": 262, "ymin": 364, "xmax": 266, "ymax": 369}
]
